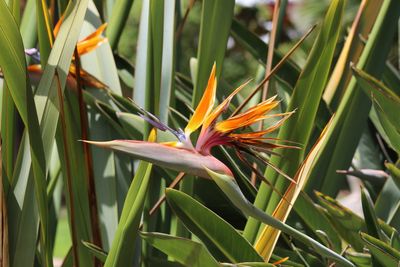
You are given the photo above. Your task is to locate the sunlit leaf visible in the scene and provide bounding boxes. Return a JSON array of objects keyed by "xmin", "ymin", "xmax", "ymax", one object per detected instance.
[
  {"xmin": 141, "ymin": 232, "xmax": 220, "ymax": 267},
  {"xmin": 165, "ymin": 189, "xmax": 263, "ymax": 263}
]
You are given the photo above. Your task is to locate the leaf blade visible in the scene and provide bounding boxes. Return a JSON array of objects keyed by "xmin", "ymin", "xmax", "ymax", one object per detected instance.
[{"xmin": 165, "ymin": 189, "xmax": 263, "ymax": 263}]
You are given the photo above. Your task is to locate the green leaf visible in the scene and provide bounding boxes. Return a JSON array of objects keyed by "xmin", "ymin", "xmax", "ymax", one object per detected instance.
[
  {"xmin": 79, "ymin": 0, "xmax": 124, "ymax": 251},
  {"xmin": 375, "ymin": 178, "xmax": 400, "ymax": 230},
  {"xmin": 391, "ymin": 230, "xmax": 400, "ymax": 251},
  {"xmin": 140, "ymin": 232, "xmax": 220, "ymax": 267},
  {"xmin": 230, "ymin": 19, "xmax": 301, "ymax": 87},
  {"xmin": 383, "ymin": 62, "xmax": 400, "ymax": 96},
  {"xmin": 148, "ymin": 0, "xmax": 164, "ymax": 118},
  {"xmin": 6, "ymin": 0, "xmax": 20, "ymax": 23},
  {"xmin": 361, "ymin": 232, "xmax": 400, "ymax": 266},
  {"xmin": 352, "ymin": 66, "xmax": 400, "ymax": 130},
  {"xmin": 165, "ymin": 189, "xmax": 263, "ymax": 263},
  {"xmin": 376, "ymin": 109, "xmax": 400, "ymax": 154},
  {"xmin": 133, "ymin": 0, "xmax": 151, "ymax": 136},
  {"xmin": 33, "ymin": 0, "xmax": 90, "ymax": 164},
  {"xmin": 34, "ymin": 1, "xmax": 91, "ymax": 265},
  {"xmin": 218, "ymin": 146, "xmax": 257, "ymax": 201},
  {"xmin": 145, "ymin": 258, "xmax": 184, "ymax": 267},
  {"xmin": 361, "ymin": 187, "xmax": 385, "ymax": 241},
  {"xmin": 221, "ymin": 263, "xmax": 275, "ymax": 267},
  {"xmin": 82, "ymin": 241, "xmax": 107, "ymax": 263},
  {"xmin": 293, "ymin": 193, "xmax": 342, "ymax": 252},
  {"xmin": 206, "ymin": 170, "xmax": 354, "ymax": 267},
  {"xmin": 35, "ymin": 0, "xmax": 53, "ymax": 64},
  {"xmin": 86, "ymin": 102, "xmax": 120, "ymax": 250},
  {"xmin": 386, "ymin": 163, "xmax": 400, "ymax": 191},
  {"xmin": 308, "ymin": 0, "xmax": 400, "ymax": 196},
  {"xmin": 8, "ymin": 3, "xmax": 97, "ymax": 264},
  {"xmin": 91, "ymin": 100, "xmax": 127, "ymax": 137},
  {"xmin": 315, "ymin": 191, "xmax": 366, "ymax": 251},
  {"xmin": 106, "ymin": 0, "xmax": 135, "ymax": 49},
  {"xmin": 1, "ymin": 84, "xmax": 17, "ymax": 187},
  {"xmin": 352, "ymin": 66, "xmax": 400, "ymax": 153},
  {"xmin": 345, "ymin": 251, "xmax": 372, "ymax": 267},
  {"xmin": 56, "ymin": 89, "xmax": 94, "ymax": 267},
  {"xmin": 322, "ymin": 0, "xmax": 380, "ymax": 108},
  {"xmin": 193, "ymin": 0, "xmax": 235, "ymax": 105},
  {"xmin": 0, "ymin": 0, "xmax": 34, "ymax": 126},
  {"xmin": 245, "ymin": 0, "xmax": 345, "ymax": 243},
  {"xmin": 20, "ymin": 0, "xmax": 37, "ymax": 50},
  {"xmin": 0, "ymin": 1, "xmax": 50, "ymax": 264},
  {"xmin": 1, "ymin": 0, "xmax": 20, "ymax": 190},
  {"xmin": 271, "ymin": 249, "xmax": 310, "ymax": 267},
  {"xmin": 158, "ymin": 0, "xmax": 175, "ymax": 123},
  {"xmin": 104, "ymin": 161, "xmax": 153, "ymax": 267},
  {"xmin": 8, "ymin": 176, "xmax": 39, "ymax": 267},
  {"xmin": 108, "ymin": 92, "xmax": 139, "ymax": 113},
  {"xmin": 254, "ymin": 118, "xmax": 336, "ymax": 260}
]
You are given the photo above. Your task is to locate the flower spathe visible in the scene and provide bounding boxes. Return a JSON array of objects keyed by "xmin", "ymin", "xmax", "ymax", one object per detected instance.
[
  {"xmin": 87, "ymin": 140, "xmax": 233, "ymax": 179},
  {"xmin": 86, "ymin": 63, "xmax": 295, "ymax": 179}
]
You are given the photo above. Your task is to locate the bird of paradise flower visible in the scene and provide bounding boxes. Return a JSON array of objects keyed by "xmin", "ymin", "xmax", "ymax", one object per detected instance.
[
  {"xmin": 86, "ymin": 64, "xmax": 296, "ymax": 183},
  {"xmin": 26, "ymin": 19, "xmax": 108, "ymax": 90},
  {"xmin": 85, "ymin": 64, "xmax": 355, "ymax": 267}
]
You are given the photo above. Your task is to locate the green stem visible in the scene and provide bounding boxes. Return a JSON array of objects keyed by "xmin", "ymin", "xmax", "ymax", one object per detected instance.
[{"xmin": 207, "ymin": 169, "xmax": 355, "ymax": 267}]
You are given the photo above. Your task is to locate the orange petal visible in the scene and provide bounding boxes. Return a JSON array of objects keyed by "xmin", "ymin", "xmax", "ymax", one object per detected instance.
[
  {"xmin": 79, "ymin": 23, "xmax": 107, "ymax": 42},
  {"xmin": 238, "ymin": 139, "xmax": 300, "ymax": 150},
  {"xmin": 184, "ymin": 63, "xmax": 217, "ymax": 136},
  {"xmin": 216, "ymin": 96, "xmax": 279, "ymax": 132},
  {"xmin": 272, "ymin": 257, "xmax": 289, "ymax": 265},
  {"xmin": 77, "ymin": 37, "xmax": 108, "ymax": 55},
  {"xmin": 55, "ymin": 19, "xmax": 107, "ymax": 55},
  {"xmin": 202, "ymin": 79, "xmax": 251, "ymax": 130},
  {"xmin": 27, "ymin": 64, "xmax": 43, "ymax": 73},
  {"xmin": 76, "ymin": 24, "xmax": 108, "ymax": 55},
  {"xmin": 53, "ymin": 16, "xmax": 64, "ymax": 37},
  {"xmin": 27, "ymin": 65, "xmax": 44, "ymax": 86},
  {"xmin": 229, "ymin": 112, "xmax": 294, "ymax": 138}
]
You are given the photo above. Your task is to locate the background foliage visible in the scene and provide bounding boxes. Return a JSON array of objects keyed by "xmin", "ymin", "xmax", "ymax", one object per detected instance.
[{"xmin": 0, "ymin": 0, "xmax": 399, "ymax": 266}]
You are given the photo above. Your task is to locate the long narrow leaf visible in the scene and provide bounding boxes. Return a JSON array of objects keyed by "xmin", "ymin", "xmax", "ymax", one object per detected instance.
[
  {"xmin": 141, "ymin": 232, "xmax": 220, "ymax": 267},
  {"xmin": 35, "ymin": 0, "xmax": 53, "ymax": 64},
  {"xmin": 0, "ymin": 2, "xmax": 50, "ymax": 265},
  {"xmin": 80, "ymin": 0, "xmax": 124, "ymax": 252},
  {"xmin": 5, "ymin": 1, "xmax": 90, "ymax": 265},
  {"xmin": 205, "ymin": 170, "xmax": 354, "ymax": 267},
  {"xmin": 361, "ymin": 232, "xmax": 400, "ymax": 266},
  {"xmin": 254, "ymin": 118, "xmax": 333, "ymax": 260},
  {"xmin": 104, "ymin": 161, "xmax": 153, "ymax": 266},
  {"xmin": 106, "ymin": 0, "xmax": 135, "ymax": 49},
  {"xmin": 193, "ymin": 0, "xmax": 234, "ymax": 105},
  {"xmin": 308, "ymin": 0, "xmax": 400, "ymax": 196},
  {"xmin": 159, "ymin": 0, "xmax": 175, "ymax": 123},
  {"xmin": 165, "ymin": 189, "xmax": 263, "ymax": 263},
  {"xmin": 245, "ymin": 0, "xmax": 344, "ymax": 243}
]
